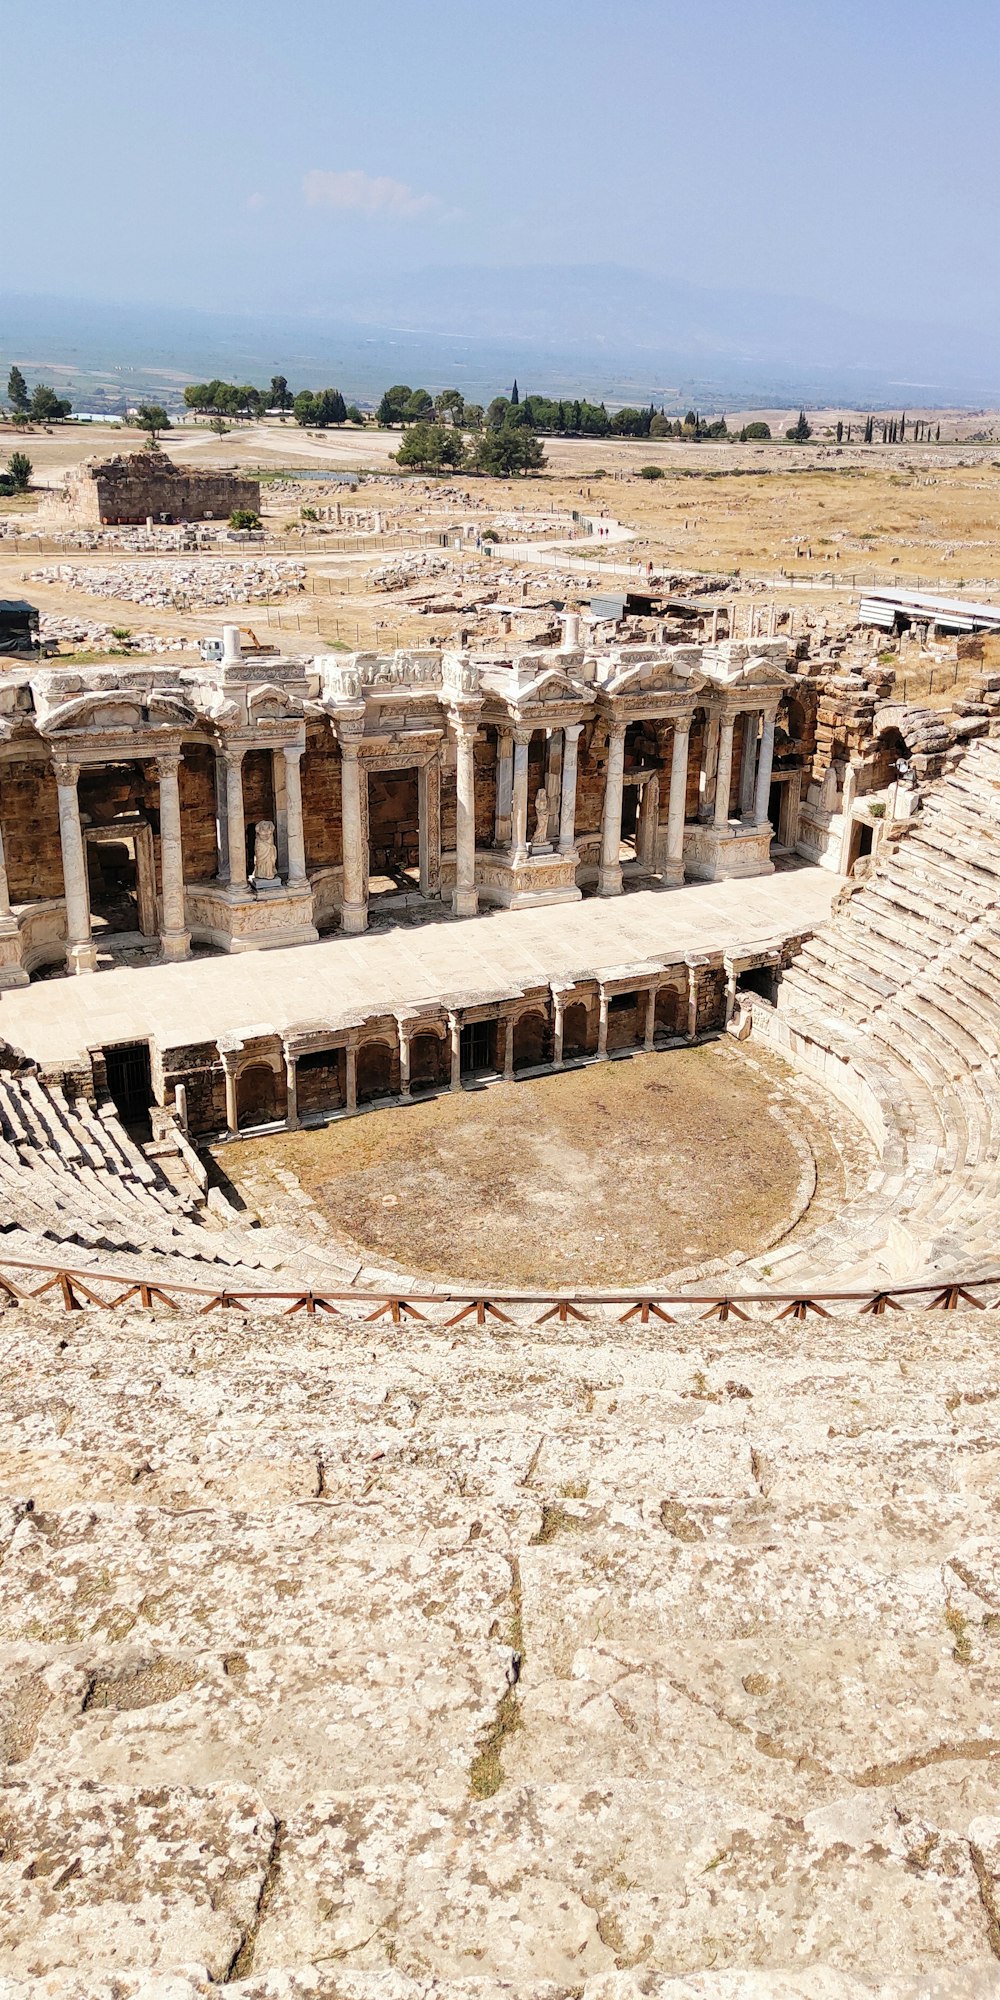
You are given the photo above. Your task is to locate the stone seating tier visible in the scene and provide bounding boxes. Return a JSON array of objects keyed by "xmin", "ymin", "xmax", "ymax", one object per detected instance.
[
  {"xmin": 754, "ymin": 731, "xmax": 1000, "ymax": 1286},
  {"xmin": 2, "ymin": 1303, "xmax": 1000, "ymax": 1995}
]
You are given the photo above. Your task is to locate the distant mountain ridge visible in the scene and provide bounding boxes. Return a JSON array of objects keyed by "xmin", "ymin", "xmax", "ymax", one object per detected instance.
[{"xmin": 2, "ymin": 267, "xmax": 998, "ymax": 408}]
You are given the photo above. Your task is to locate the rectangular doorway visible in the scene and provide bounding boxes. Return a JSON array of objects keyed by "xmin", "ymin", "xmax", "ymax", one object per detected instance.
[
  {"xmin": 368, "ymin": 768, "xmax": 421, "ymax": 904},
  {"xmin": 460, "ymin": 1019, "xmax": 496, "ymax": 1077},
  {"xmin": 103, "ymin": 1041, "xmax": 153, "ymax": 1133}
]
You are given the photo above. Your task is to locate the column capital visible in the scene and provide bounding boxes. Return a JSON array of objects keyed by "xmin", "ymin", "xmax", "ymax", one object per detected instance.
[
  {"xmin": 53, "ymin": 758, "xmax": 80, "ymax": 789},
  {"xmin": 607, "ymin": 718, "xmax": 627, "ymax": 745},
  {"xmin": 282, "ymin": 741, "xmax": 305, "ymax": 765},
  {"xmin": 156, "ymin": 749, "xmax": 183, "ymax": 779},
  {"xmin": 222, "ymin": 741, "xmax": 246, "ymax": 770},
  {"xmin": 563, "ymin": 721, "xmax": 585, "ymax": 744},
  {"xmin": 512, "ymin": 724, "xmax": 533, "ymax": 748}
]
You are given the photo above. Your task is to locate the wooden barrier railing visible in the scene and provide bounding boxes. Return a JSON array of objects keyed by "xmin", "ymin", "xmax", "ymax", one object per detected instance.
[{"xmin": 0, "ymin": 1256, "xmax": 995, "ymax": 1322}]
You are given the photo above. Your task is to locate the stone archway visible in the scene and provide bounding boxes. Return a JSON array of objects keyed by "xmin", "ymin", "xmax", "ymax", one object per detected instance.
[
  {"xmin": 237, "ymin": 1063, "xmax": 279, "ymax": 1129},
  {"xmin": 563, "ymin": 1001, "xmax": 590, "ymax": 1059},
  {"xmin": 409, "ymin": 1030, "xmax": 446, "ymax": 1094},
  {"xmin": 513, "ymin": 1009, "xmax": 550, "ymax": 1071},
  {"xmin": 357, "ymin": 1039, "xmax": 394, "ymax": 1103}
]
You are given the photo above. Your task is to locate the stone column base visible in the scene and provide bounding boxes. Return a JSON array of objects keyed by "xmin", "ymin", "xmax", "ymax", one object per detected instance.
[
  {"xmin": 69, "ymin": 941, "xmax": 98, "ymax": 974},
  {"xmin": 597, "ymin": 864, "xmax": 623, "ymax": 897},
  {"xmin": 340, "ymin": 900, "xmax": 368, "ymax": 935},
  {"xmin": 683, "ymin": 821, "xmax": 775, "ymax": 882},
  {"xmin": 159, "ymin": 930, "xmax": 191, "ymax": 962},
  {"xmin": 452, "ymin": 886, "xmax": 479, "ymax": 917}
]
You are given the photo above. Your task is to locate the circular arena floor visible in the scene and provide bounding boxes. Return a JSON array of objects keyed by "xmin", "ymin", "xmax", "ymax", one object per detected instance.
[{"xmin": 222, "ymin": 1044, "xmax": 845, "ymax": 1289}]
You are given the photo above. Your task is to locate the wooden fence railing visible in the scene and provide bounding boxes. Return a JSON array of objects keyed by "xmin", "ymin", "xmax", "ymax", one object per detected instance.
[{"xmin": 0, "ymin": 1256, "xmax": 995, "ymax": 1321}]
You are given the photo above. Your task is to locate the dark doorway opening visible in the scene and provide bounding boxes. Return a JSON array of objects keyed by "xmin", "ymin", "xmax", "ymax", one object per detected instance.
[
  {"xmin": 104, "ymin": 1041, "xmax": 153, "ymax": 1134},
  {"xmin": 768, "ymin": 779, "xmax": 783, "ymax": 830},
  {"xmin": 619, "ymin": 784, "xmax": 639, "ymax": 861},
  {"xmin": 461, "ymin": 1019, "xmax": 496, "ymax": 1077},
  {"xmin": 369, "ymin": 767, "xmax": 421, "ymax": 901},
  {"xmin": 357, "ymin": 1040, "xmax": 395, "ymax": 1104},
  {"xmin": 88, "ymin": 839, "xmax": 139, "ymax": 935},
  {"xmin": 410, "ymin": 1031, "xmax": 444, "ymax": 1094},
  {"xmin": 738, "ymin": 965, "xmax": 777, "ymax": 1003}
]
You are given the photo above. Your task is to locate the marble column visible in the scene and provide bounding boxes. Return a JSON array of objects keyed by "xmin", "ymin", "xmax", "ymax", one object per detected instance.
[
  {"xmin": 345, "ymin": 1040, "xmax": 358, "ymax": 1112},
  {"xmin": 156, "ymin": 752, "xmax": 190, "ymax": 960},
  {"xmin": 224, "ymin": 747, "xmax": 247, "ymax": 890},
  {"xmin": 224, "ymin": 1063, "xmax": 238, "ymax": 1134},
  {"xmin": 644, "ymin": 987, "xmax": 657, "ymax": 1050},
  {"xmin": 54, "ymin": 760, "xmax": 97, "ymax": 974},
  {"xmin": 452, "ymin": 718, "xmax": 479, "ymax": 917},
  {"xmin": 636, "ymin": 773, "xmax": 660, "ymax": 869},
  {"xmin": 398, "ymin": 1028, "xmax": 411, "ymax": 1100},
  {"xmin": 283, "ymin": 745, "xmax": 307, "ymax": 886},
  {"xmin": 597, "ymin": 987, "xmax": 609, "ymax": 1059},
  {"xmin": 713, "ymin": 715, "xmax": 736, "ymax": 828},
  {"xmin": 598, "ymin": 722, "xmax": 626, "ymax": 897},
  {"xmin": 339, "ymin": 740, "xmax": 367, "ymax": 934},
  {"xmin": 502, "ymin": 1015, "xmax": 515, "ymax": 1080},
  {"xmin": 448, "ymin": 1010, "xmax": 462, "ymax": 1090},
  {"xmin": 284, "ymin": 1052, "xmax": 299, "ymax": 1129},
  {"xmin": 559, "ymin": 723, "xmax": 583, "ymax": 853},
  {"xmin": 754, "ymin": 713, "xmax": 777, "ymax": 825},
  {"xmin": 686, "ymin": 965, "xmax": 699, "ymax": 1041},
  {"xmin": 739, "ymin": 712, "xmax": 760, "ymax": 819},
  {"xmin": 0, "ymin": 819, "xmax": 12, "ymax": 920},
  {"xmin": 214, "ymin": 752, "xmax": 230, "ymax": 882},
  {"xmin": 494, "ymin": 728, "xmax": 514, "ymax": 847},
  {"xmin": 418, "ymin": 758, "xmax": 441, "ymax": 897},
  {"xmin": 666, "ymin": 721, "xmax": 690, "ymax": 881},
  {"xmin": 511, "ymin": 729, "xmax": 531, "ymax": 862},
  {"xmin": 552, "ymin": 993, "xmax": 565, "ymax": 1067}
]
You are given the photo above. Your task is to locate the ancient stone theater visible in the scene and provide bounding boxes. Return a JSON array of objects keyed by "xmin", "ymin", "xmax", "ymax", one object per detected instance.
[{"xmin": 2, "ymin": 605, "xmax": 1000, "ymax": 1994}]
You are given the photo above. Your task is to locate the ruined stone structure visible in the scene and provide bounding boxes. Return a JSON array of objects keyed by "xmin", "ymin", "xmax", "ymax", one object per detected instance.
[
  {"xmin": 46, "ymin": 452, "xmax": 261, "ymax": 526},
  {"xmin": 0, "ymin": 625, "xmax": 801, "ymax": 989}
]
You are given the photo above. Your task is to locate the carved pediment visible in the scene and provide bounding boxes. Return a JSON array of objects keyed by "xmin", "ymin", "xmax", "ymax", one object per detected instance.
[
  {"xmin": 41, "ymin": 690, "xmax": 195, "ymax": 734},
  {"xmin": 247, "ymin": 682, "xmax": 304, "ymax": 721},
  {"xmin": 601, "ymin": 659, "xmax": 706, "ymax": 698}
]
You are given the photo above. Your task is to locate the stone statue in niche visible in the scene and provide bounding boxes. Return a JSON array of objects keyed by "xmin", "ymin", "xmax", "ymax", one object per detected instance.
[
  {"xmin": 253, "ymin": 820, "xmax": 279, "ymax": 884},
  {"xmin": 531, "ymin": 786, "xmax": 551, "ymax": 849}
]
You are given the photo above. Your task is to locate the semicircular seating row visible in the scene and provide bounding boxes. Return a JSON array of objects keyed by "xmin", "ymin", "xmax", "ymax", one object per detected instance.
[{"xmin": 746, "ymin": 731, "xmax": 1000, "ymax": 1288}]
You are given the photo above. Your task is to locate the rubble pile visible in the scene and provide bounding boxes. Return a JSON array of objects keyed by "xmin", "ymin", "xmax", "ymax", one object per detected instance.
[
  {"xmin": 38, "ymin": 614, "xmax": 198, "ymax": 655},
  {"xmin": 24, "ymin": 559, "xmax": 306, "ymax": 609}
]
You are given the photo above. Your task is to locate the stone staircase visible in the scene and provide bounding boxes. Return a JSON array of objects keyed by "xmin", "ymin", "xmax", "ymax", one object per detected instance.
[
  {"xmin": 1, "ymin": 1302, "xmax": 999, "ymax": 1994},
  {"xmin": 746, "ymin": 732, "xmax": 1000, "ymax": 1284}
]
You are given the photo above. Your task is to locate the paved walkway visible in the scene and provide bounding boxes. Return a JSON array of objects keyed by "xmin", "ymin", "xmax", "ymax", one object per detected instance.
[{"xmin": 1, "ymin": 868, "xmax": 837, "ymax": 1066}]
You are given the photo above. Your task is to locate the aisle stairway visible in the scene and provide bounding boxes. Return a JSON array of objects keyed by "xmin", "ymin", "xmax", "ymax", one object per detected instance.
[
  {"xmin": 1, "ymin": 1303, "xmax": 999, "ymax": 1994},
  {"xmin": 747, "ymin": 732, "xmax": 1000, "ymax": 1284}
]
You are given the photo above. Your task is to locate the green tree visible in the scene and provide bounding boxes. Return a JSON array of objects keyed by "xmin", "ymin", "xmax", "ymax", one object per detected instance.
[
  {"xmin": 345, "ymin": 404, "xmax": 367, "ymax": 425},
  {"xmin": 229, "ymin": 507, "xmax": 262, "ymax": 530},
  {"xmin": 376, "ymin": 384, "xmax": 413, "ymax": 426},
  {"xmin": 473, "ymin": 427, "xmax": 546, "ymax": 476},
  {"xmin": 740, "ymin": 421, "xmax": 772, "ymax": 441},
  {"xmin": 639, "ymin": 464, "xmax": 664, "ymax": 479},
  {"xmin": 6, "ymin": 367, "xmax": 28, "ymax": 417},
  {"xmin": 135, "ymin": 404, "xmax": 171, "ymax": 448},
  {"xmin": 270, "ymin": 375, "xmax": 292, "ymax": 411},
  {"xmin": 785, "ymin": 410, "xmax": 812, "ymax": 442},
  {"xmin": 510, "ymin": 379, "xmax": 519, "ymax": 405},
  {"xmin": 462, "ymin": 403, "xmax": 485, "ymax": 432},
  {"xmin": 209, "ymin": 416, "xmax": 230, "ymax": 437},
  {"xmin": 435, "ymin": 388, "xmax": 465, "ymax": 425},
  {"xmin": 403, "ymin": 388, "xmax": 434, "ymax": 422},
  {"xmin": 6, "ymin": 451, "xmax": 31, "ymax": 490},
  {"xmin": 29, "ymin": 383, "xmax": 71, "ymax": 422},
  {"xmin": 395, "ymin": 424, "xmax": 465, "ymax": 470}
]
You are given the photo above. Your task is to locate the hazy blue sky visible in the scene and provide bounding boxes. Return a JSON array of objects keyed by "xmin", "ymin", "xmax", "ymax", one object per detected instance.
[{"xmin": 5, "ymin": 0, "xmax": 998, "ymax": 328}]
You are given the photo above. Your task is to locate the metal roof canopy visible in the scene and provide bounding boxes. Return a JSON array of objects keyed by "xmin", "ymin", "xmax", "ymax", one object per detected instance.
[{"xmin": 860, "ymin": 586, "xmax": 1000, "ymax": 634}]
